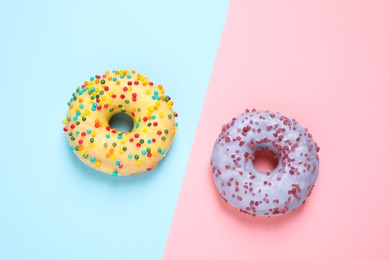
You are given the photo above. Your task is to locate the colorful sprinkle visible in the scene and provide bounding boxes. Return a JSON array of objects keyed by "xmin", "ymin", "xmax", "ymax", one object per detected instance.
[{"xmin": 63, "ymin": 70, "xmax": 178, "ymax": 176}]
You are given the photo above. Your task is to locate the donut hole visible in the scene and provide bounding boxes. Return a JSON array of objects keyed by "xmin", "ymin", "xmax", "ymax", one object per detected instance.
[
  {"xmin": 108, "ymin": 113, "xmax": 134, "ymax": 133},
  {"xmin": 253, "ymin": 149, "xmax": 278, "ymax": 172}
]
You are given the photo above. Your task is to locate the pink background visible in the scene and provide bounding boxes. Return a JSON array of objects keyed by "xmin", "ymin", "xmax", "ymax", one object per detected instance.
[{"xmin": 165, "ymin": 0, "xmax": 390, "ymax": 259}]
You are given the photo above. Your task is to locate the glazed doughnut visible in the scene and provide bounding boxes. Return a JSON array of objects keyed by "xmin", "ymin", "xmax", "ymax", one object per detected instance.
[
  {"xmin": 211, "ymin": 109, "xmax": 319, "ymax": 216},
  {"xmin": 63, "ymin": 70, "xmax": 178, "ymax": 176}
]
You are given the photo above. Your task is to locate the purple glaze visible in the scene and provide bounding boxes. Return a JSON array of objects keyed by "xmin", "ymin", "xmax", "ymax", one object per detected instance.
[{"xmin": 211, "ymin": 109, "xmax": 320, "ymax": 216}]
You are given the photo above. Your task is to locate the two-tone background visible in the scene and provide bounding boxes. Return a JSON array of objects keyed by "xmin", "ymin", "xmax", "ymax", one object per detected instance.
[{"xmin": 1, "ymin": 1, "xmax": 389, "ymax": 259}]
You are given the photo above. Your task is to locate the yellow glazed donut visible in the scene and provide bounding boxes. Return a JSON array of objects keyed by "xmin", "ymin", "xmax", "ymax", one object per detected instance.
[{"xmin": 62, "ymin": 70, "xmax": 178, "ymax": 176}]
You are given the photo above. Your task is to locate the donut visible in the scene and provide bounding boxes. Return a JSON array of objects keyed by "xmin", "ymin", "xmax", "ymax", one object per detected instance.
[
  {"xmin": 62, "ymin": 70, "xmax": 178, "ymax": 176},
  {"xmin": 210, "ymin": 109, "xmax": 319, "ymax": 216}
]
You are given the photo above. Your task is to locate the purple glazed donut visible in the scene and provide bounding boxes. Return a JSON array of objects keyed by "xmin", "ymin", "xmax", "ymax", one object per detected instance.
[{"xmin": 211, "ymin": 109, "xmax": 320, "ymax": 216}]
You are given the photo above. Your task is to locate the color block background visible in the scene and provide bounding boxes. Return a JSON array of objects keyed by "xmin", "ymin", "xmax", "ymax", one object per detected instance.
[
  {"xmin": 2, "ymin": 0, "xmax": 390, "ymax": 259},
  {"xmin": 0, "ymin": 0, "xmax": 229, "ymax": 259},
  {"xmin": 164, "ymin": 0, "xmax": 390, "ymax": 259}
]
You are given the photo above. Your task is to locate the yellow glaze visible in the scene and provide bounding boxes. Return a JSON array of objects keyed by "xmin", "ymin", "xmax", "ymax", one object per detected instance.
[{"xmin": 63, "ymin": 70, "xmax": 177, "ymax": 176}]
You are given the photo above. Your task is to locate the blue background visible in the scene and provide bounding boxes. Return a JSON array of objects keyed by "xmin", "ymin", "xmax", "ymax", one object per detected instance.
[{"xmin": 0, "ymin": 1, "xmax": 229, "ymax": 259}]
